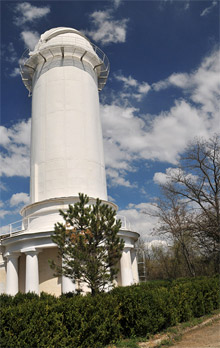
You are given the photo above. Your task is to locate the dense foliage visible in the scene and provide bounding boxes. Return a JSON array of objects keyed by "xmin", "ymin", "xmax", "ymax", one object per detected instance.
[
  {"xmin": 137, "ymin": 239, "xmax": 219, "ymax": 281},
  {"xmin": 1, "ymin": 276, "xmax": 219, "ymax": 348}
]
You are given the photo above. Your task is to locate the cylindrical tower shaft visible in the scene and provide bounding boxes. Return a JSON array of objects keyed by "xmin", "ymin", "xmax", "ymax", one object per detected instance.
[{"xmin": 20, "ymin": 27, "xmax": 109, "ymax": 204}]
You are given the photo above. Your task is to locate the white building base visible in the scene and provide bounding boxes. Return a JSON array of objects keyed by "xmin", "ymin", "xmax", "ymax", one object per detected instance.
[{"xmin": 0, "ymin": 198, "xmax": 139, "ymax": 296}]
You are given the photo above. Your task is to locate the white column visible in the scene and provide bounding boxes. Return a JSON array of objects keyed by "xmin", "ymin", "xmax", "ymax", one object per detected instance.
[
  {"xmin": 120, "ymin": 248, "xmax": 134, "ymax": 286},
  {"xmin": 62, "ymin": 275, "xmax": 76, "ymax": 294},
  {"xmin": 5, "ymin": 252, "xmax": 20, "ymax": 295},
  {"xmin": 25, "ymin": 250, "xmax": 40, "ymax": 294},
  {"xmin": 61, "ymin": 258, "xmax": 76, "ymax": 293},
  {"xmin": 131, "ymin": 249, "xmax": 139, "ymax": 283}
]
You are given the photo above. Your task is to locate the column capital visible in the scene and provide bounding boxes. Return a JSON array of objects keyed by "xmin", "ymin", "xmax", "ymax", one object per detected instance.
[
  {"xmin": 4, "ymin": 251, "xmax": 21, "ymax": 260},
  {"xmin": 123, "ymin": 245, "xmax": 134, "ymax": 251},
  {"xmin": 21, "ymin": 248, "xmax": 42, "ymax": 255}
]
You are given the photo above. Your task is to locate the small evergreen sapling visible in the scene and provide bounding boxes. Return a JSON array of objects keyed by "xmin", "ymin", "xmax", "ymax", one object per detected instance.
[{"xmin": 50, "ymin": 193, "xmax": 124, "ymax": 295}]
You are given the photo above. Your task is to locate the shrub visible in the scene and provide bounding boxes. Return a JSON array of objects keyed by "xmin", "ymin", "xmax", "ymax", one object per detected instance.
[{"xmin": 0, "ymin": 276, "xmax": 219, "ymax": 348}]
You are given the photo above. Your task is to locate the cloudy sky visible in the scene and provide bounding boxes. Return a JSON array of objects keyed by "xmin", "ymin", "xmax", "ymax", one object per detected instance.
[{"xmin": 1, "ymin": 0, "xmax": 219, "ymax": 239}]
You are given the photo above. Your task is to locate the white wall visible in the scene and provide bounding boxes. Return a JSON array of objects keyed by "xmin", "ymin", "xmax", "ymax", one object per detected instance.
[{"xmin": 30, "ymin": 59, "xmax": 107, "ymax": 203}]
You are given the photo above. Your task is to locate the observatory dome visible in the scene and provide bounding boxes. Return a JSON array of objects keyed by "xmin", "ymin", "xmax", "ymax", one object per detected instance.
[
  {"xmin": 32, "ymin": 27, "xmax": 94, "ymax": 54},
  {"xmin": 20, "ymin": 26, "xmax": 110, "ymax": 92}
]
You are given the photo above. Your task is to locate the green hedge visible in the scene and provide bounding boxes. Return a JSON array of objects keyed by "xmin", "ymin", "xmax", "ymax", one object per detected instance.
[{"xmin": 0, "ymin": 276, "xmax": 219, "ymax": 348}]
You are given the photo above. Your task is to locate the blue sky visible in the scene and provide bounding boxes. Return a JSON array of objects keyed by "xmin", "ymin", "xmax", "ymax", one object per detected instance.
[{"xmin": 0, "ymin": 0, "xmax": 219, "ymax": 239}]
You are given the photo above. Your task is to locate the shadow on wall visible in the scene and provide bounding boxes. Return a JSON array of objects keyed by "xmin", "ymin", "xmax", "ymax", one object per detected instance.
[
  {"xmin": 16, "ymin": 248, "xmax": 61, "ymax": 295},
  {"xmin": 39, "ymin": 247, "xmax": 62, "ymax": 296}
]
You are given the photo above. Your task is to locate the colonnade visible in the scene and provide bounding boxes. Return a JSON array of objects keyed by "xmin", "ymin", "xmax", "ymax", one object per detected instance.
[
  {"xmin": 4, "ymin": 249, "xmax": 75, "ymax": 296},
  {"xmin": 4, "ymin": 245, "xmax": 138, "ymax": 295}
]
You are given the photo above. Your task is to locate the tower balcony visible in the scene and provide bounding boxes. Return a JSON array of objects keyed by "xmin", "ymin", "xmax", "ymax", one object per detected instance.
[{"xmin": 0, "ymin": 214, "xmax": 132, "ymax": 241}]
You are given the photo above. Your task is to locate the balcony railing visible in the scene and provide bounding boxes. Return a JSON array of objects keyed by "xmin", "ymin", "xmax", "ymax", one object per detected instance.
[
  {"xmin": 116, "ymin": 215, "xmax": 131, "ymax": 230},
  {"xmin": 0, "ymin": 214, "xmax": 131, "ymax": 240},
  {"xmin": 20, "ymin": 41, "xmax": 110, "ymax": 94}
]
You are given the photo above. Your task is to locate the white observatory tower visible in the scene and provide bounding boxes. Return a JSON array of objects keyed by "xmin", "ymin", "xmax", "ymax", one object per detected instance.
[
  {"xmin": 0, "ymin": 28, "xmax": 139, "ymax": 295},
  {"xmin": 26, "ymin": 28, "xmax": 108, "ymax": 205}
]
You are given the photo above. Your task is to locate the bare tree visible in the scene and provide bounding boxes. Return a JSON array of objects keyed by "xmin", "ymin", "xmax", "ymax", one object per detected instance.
[
  {"xmin": 152, "ymin": 191, "xmax": 197, "ymax": 276},
  {"xmin": 155, "ymin": 135, "xmax": 220, "ymax": 273}
]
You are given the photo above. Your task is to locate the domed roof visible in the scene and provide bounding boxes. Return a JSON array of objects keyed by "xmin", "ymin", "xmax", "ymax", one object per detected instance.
[
  {"xmin": 21, "ymin": 27, "xmax": 110, "ymax": 92},
  {"xmin": 32, "ymin": 27, "xmax": 91, "ymax": 53},
  {"xmin": 40, "ymin": 27, "xmax": 90, "ymax": 43}
]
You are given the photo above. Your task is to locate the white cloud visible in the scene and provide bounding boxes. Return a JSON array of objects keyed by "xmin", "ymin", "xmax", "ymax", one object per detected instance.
[
  {"xmin": 0, "ymin": 153, "xmax": 30, "ymax": 177},
  {"xmin": 168, "ymin": 73, "xmax": 189, "ymax": 88},
  {"xmin": 115, "ymin": 75, "xmax": 138, "ymax": 88},
  {"xmin": 21, "ymin": 31, "xmax": 40, "ymax": 50},
  {"xmin": 10, "ymin": 67, "xmax": 20, "ymax": 78},
  {"xmin": 146, "ymin": 101, "xmax": 210, "ymax": 163},
  {"xmin": 118, "ymin": 202, "xmax": 159, "ymax": 240},
  {"xmin": 108, "ymin": 195, "xmax": 116, "ymax": 202},
  {"xmin": 152, "ymin": 79, "xmax": 168, "ymax": 91},
  {"xmin": 14, "ymin": 2, "xmax": 50, "ymax": 26},
  {"xmin": 101, "ymin": 104, "xmax": 145, "ymax": 155},
  {"xmin": 0, "ymin": 127, "xmax": 10, "ymax": 146},
  {"xmin": 112, "ymin": 0, "xmax": 122, "ymax": 9},
  {"xmin": 153, "ymin": 167, "xmax": 198, "ymax": 186},
  {"xmin": 101, "ymin": 103, "xmax": 142, "ymax": 185},
  {"xmin": 200, "ymin": 1, "xmax": 217, "ymax": 16},
  {"xmin": 102, "ymin": 99, "xmax": 209, "ymax": 169},
  {"xmin": 0, "ymin": 182, "xmax": 7, "ymax": 191},
  {"xmin": 104, "ymin": 137, "xmax": 134, "ymax": 171},
  {"xmin": 190, "ymin": 49, "xmax": 220, "ymax": 114},
  {"xmin": 115, "ymin": 74, "xmax": 151, "ymax": 101},
  {"xmin": 153, "ymin": 168, "xmax": 198, "ymax": 189},
  {"xmin": 0, "ymin": 210, "xmax": 10, "ymax": 219},
  {"xmin": 153, "ymin": 168, "xmax": 181, "ymax": 185},
  {"xmin": 184, "ymin": 1, "xmax": 190, "ymax": 10},
  {"xmin": 1, "ymin": 43, "xmax": 21, "ymax": 78},
  {"xmin": 106, "ymin": 168, "xmax": 135, "ymax": 188},
  {"xmin": 84, "ymin": 10, "xmax": 128, "ymax": 45},
  {"xmin": 159, "ymin": 0, "xmax": 190, "ymax": 12},
  {"xmin": 10, "ymin": 192, "xmax": 30, "ymax": 207},
  {"xmin": 138, "ymin": 82, "xmax": 151, "ymax": 94},
  {"xmin": 152, "ymin": 48, "xmax": 220, "ymax": 116},
  {"xmin": 9, "ymin": 119, "xmax": 31, "ymax": 146},
  {"xmin": 153, "ymin": 73, "xmax": 190, "ymax": 91},
  {"xmin": 100, "ymin": 49, "xmax": 219, "ymax": 187},
  {"xmin": 0, "ymin": 225, "xmax": 11, "ymax": 234},
  {"xmin": 153, "ymin": 171, "xmax": 170, "ymax": 185},
  {"xmin": 4, "ymin": 42, "xmax": 18, "ymax": 63},
  {"xmin": 0, "ymin": 119, "xmax": 31, "ymax": 177}
]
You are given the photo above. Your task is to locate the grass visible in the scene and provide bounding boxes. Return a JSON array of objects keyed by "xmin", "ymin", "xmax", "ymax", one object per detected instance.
[
  {"xmin": 115, "ymin": 338, "xmax": 140, "ymax": 348},
  {"xmin": 107, "ymin": 337, "xmax": 147, "ymax": 348},
  {"xmin": 106, "ymin": 309, "xmax": 220, "ymax": 348}
]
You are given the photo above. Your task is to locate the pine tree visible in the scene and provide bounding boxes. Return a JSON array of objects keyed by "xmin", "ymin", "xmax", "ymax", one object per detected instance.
[{"xmin": 50, "ymin": 193, "xmax": 124, "ymax": 295}]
